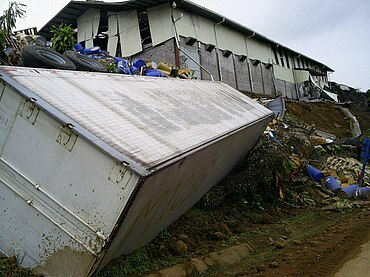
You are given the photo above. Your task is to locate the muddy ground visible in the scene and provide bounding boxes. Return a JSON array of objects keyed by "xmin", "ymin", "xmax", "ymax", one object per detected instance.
[{"xmin": 2, "ymin": 101, "xmax": 369, "ymax": 276}]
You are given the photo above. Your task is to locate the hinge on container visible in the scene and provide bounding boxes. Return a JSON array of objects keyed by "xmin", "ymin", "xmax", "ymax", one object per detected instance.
[
  {"xmin": 20, "ymin": 98, "xmax": 39, "ymax": 125},
  {"xmin": 56, "ymin": 124, "xmax": 78, "ymax": 152},
  {"xmin": 108, "ymin": 162, "xmax": 129, "ymax": 185}
]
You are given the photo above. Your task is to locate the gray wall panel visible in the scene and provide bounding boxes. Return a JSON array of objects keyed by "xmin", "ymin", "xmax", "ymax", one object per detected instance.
[{"xmin": 234, "ymin": 56, "xmax": 251, "ymax": 92}]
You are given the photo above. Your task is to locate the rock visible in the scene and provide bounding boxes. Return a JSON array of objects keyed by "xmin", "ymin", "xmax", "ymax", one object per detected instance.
[
  {"xmin": 214, "ymin": 231, "xmax": 228, "ymax": 240},
  {"xmin": 218, "ymin": 223, "xmax": 232, "ymax": 236},
  {"xmin": 274, "ymin": 241, "xmax": 285, "ymax": 249},
  {"xmin": 189, "ymin": 258, "xmax": 208, "ymax": 274},
  {"xmin": 170, "ymin": 240, "xmax": 188, "ymax": 255},
  {"xmin": 260, "ymin": 214, "xmax": 274, "ymax": 224},
  {"xmin": 293, "ymin": 240, "xmax": 303, "ymax": 246},
  {"xmin": 159, "ymin": 264, "xmax": 187, "ymax": 277},
  {"xmin": 178, "ymin": 234, "xmax": 189, "ymax": 241},
  {"xmin": 270, "ymin": 261, "xmax": 279, "ymax": 268}
]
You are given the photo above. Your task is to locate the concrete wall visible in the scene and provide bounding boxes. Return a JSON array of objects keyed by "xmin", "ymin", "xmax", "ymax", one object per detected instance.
[
  {"xmin": 250, "ymin": 61, "xmax": 264, "ymax": 94},
  {"xmin": 133, "ymin": 39, "xmax": 176, "ymax": 66},
  {"xmin": 199, "ymin": 43, "xmax": 220, "ymax": 81},
  {"xmin": 219, "ymin": 53, "xmax": 237, "ymax": 88},
  {"xmin": 261, "ymin": 64, "xmax": 275, "ymax": 96},
  {"xmin": 234, "ymin": 56, "xmax": 251, "ymax": 92},
  {"xmin": 275, "ymin": 79, "xmax": 297, "ymax": 99}
]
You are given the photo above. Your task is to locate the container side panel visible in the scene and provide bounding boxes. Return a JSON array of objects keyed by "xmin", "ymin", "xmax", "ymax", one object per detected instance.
[
  {"xmin": 1, "ymin": 67, "xmax": 272, "ymax": 168},
  {"xmin": 0, "ymin": 178, "xmax": 96, "ymax": 276},
  {"xmin": 2, "ymin": 110, "xmax": 139, "ymax": 237},
  {"xmin": 100, "ymin": 117, "xmax": 270, "ymax": 269},
  {"xmin": 0, "ymin": 84, "xmax": 22, "ymax": 153}
]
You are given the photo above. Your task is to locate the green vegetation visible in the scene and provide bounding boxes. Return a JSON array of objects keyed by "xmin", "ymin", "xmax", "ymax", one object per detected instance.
[
  {"xmin": 0, "ymin": 1, "xmax": 26, "ymax": 64},
  {"xmin": 50, "ymin": 23, "xmax": 75, "ymax": 54}
]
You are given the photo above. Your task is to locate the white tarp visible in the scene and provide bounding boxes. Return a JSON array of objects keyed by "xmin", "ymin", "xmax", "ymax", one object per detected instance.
[{"xmin": 77, "ymin": 8, "xmax": 100, "ymax": 45}]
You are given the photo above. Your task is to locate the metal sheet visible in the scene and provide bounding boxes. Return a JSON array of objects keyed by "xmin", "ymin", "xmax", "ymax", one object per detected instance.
[
  {"xmin": 0, "ymin": 67, "xmax": 272, "ymax": 170},
  {"xmin": 99, "ymin": 115, "xmax": 271, "ymax": 270},
  {"xmin": 147, "ymin": 3, "xmax": 174, "ymax": 46},
  {"xmin": 117, "ymin": 10, "xmax": 142, "ymax": 57}
]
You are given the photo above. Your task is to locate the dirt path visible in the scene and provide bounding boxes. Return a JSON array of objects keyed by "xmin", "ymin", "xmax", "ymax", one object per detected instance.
[
  {"xmin": 203, "ymin": 207, "xmax": 370, "ymax": 277},
  {"xmin": 335, "ymin": 233, "xmax": 370, "ymax": 277}
]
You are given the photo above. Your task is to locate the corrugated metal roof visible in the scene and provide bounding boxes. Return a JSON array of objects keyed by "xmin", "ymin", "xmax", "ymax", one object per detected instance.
[
  {"xmin": 38, "ymin": 0, "xmax": 333, "ymax": 72},
  {"xmin": 0, "ymin": 66, "xmax": 272, "ymax": 172}
]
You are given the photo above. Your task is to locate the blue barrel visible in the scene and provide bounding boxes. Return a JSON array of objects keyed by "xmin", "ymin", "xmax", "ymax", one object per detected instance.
[
  {"xmin": 324, "ymin": 176, "xmax": 341, "ymax": 192},
  {"xmin": 130, "ymin": 65, "xmax": 140, "ymax": 75},
  {"xmin": 337, "ymin": 184, "xmax": 359, "ymax": 199},
  {"xmin": 84, "ymin": 46, "xmax": 101, "ymax": 55},
  {"xmin": 306, "ymin": 165, "xmax": 324, "ymax": 183},
  {"xmin": 133, "ymin": 59, "xmax": 145, "ymax": 69},
  {"xmin": 144, "ymin": 69, "xmax": 164, "ymax": 77},
  {"xmin": 355, "ymin": 187, "xmax": 370, "ymax": 200},
  {"xmin": 73, "ymin": 43, "xmax": 84, "ymax": 53}
]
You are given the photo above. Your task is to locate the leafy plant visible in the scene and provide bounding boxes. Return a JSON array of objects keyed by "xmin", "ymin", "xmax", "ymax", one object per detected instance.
[
  {"xmin": 0, "ymin": 1, "xmax": 26, "ymax": 63},
  {"xmin": 106, "ymin": 62, "xmax": 117, "ymax": 73},
  {"xmin": 50, "ymin": 23, "xmax": 75, "ymax": 54}
]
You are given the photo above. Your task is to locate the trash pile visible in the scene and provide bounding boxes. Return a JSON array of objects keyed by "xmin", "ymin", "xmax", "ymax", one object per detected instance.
[
  {"xmin": 306, "ymin": 138, "xmax": 370, "ymax": 201},
  {"xmin": 72, "ymin": 43, "xmax": 192, "ymax": 78}
]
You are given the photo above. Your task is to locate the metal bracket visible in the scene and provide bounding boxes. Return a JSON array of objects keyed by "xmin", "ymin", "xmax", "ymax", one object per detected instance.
[
  {"xmin": 56, "ymin": 124, "xmax": 78, "ymax": 152},
  {"xmin": 108, "ymin": 162, "xmax": 129, "ymax": 186},
  {"xmin": 20, "ymin": 98, "xmax": 39, "ymax": 125}
]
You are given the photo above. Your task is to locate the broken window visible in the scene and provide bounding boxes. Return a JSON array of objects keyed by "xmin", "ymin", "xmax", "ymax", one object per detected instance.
[
  {"xmin": 138, "ymin": 10, "xmax": 152, "ymax": 49},
  {"xmin": 285, "ymin": 51, "xmax": 290, "ymax": 69},
  {"xmin": 273, "ymin": 47, "xmax": 279, "ymax": 65},
  {"xmin": 279, "ymin": 50, "xmax": 285, "ymax": 67}
]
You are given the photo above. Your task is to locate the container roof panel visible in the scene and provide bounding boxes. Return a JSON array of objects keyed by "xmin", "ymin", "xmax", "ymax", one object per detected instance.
[{"xmin": 0, "ymin": 67, "xmax": 272, "ymax": 171}]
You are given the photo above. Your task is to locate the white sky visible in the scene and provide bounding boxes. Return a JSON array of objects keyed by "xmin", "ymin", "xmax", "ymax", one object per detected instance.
[{"xmin": 1, "ymin": 0, "xmax": 369, "ymax": 90}]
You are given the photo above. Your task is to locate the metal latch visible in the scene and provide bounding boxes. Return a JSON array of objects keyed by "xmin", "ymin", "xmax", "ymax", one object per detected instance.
[
  {"xmin": 108, "ymin": 162, "xmax": 129, "ymax": 186},
  {"xmin": 56, "ymin": 124, "xmax": 78, "ymax": 152},
  {"xmin": 20, "ymin": 98, "xmax": 39, "ymax": 125}
]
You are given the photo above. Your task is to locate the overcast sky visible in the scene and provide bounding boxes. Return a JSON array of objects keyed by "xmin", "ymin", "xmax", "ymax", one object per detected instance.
[{"xmin": 1, "ymin": 0, "xmax": 369, "ymax": 90}]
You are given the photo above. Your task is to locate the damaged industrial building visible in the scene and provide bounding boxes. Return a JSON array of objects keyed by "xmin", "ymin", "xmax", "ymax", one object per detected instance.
[{"xmin": 38, "ymin": 0, "xmax": 335, "ymax": 101}]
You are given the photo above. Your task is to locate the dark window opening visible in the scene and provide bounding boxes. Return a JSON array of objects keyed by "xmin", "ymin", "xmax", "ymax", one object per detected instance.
[
  {"xmin": 138, "ymin": 10, "xmax": 152, "ymax": 49},
  {"xmin": 285, "ymin": 52, "xmax": 290, "ymax": 69},
  {"xmin": 273, "ymin": 48, "xmax": 279, "ymax": 65},
  {"xmin": 279, "ymin": 50, "xmax": 285, "ymax": 67}
]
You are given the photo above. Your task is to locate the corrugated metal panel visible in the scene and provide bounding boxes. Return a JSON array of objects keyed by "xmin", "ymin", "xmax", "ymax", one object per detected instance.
[
  {"xmin": 117, "ymin": 10, "xmax": 142, "ymax": 56},
  {"xmin": 147, "ymin": 3, "xmax": 173, "ymax": 46},
  {"xmin": 246, "ymin": 38, "xmax": 273, "ymax": 63},
  {"xmin": 76, "ymin": 8, "xmax": 100, "ymax": 43},
  {"xmin": 273, "ymin": 65, "xmax": 295, "ymax": 83},
  {"xmin": 215, "ymin": 24, "xmax": 247, "ymax": 55},
  {"xmin": 0, "ymin": 67, "xmax": 272, "ymax": 170}
]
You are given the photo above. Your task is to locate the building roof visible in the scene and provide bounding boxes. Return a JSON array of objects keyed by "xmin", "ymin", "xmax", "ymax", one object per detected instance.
[{"xmin": 38, "ymin": 0, "xmax": 334, "ymax": 72}]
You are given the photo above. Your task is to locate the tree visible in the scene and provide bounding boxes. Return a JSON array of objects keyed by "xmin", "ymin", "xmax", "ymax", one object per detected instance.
[{"xmin": 0, "ymin": 1, "xmax": 26, "ymax": 63}]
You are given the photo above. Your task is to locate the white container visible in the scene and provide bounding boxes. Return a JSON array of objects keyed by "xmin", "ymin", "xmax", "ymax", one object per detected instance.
[{"xmin": 0, "ymin": 66, "xmax": 273, "ymax": 276}]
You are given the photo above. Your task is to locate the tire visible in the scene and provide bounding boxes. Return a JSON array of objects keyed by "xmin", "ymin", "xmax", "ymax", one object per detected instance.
[
  {"xmin": 63, "ymin": 51, "xmax": 107, "ymax": 72},
  {"xmin": 21, "ymin": 45, "xmax": 76, "ymax": 70}
]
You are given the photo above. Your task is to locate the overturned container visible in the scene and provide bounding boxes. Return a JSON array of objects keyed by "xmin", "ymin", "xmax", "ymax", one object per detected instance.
[{"xmin": 0, "ymin": 66, "xmax": 273, "ymax": 276}]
